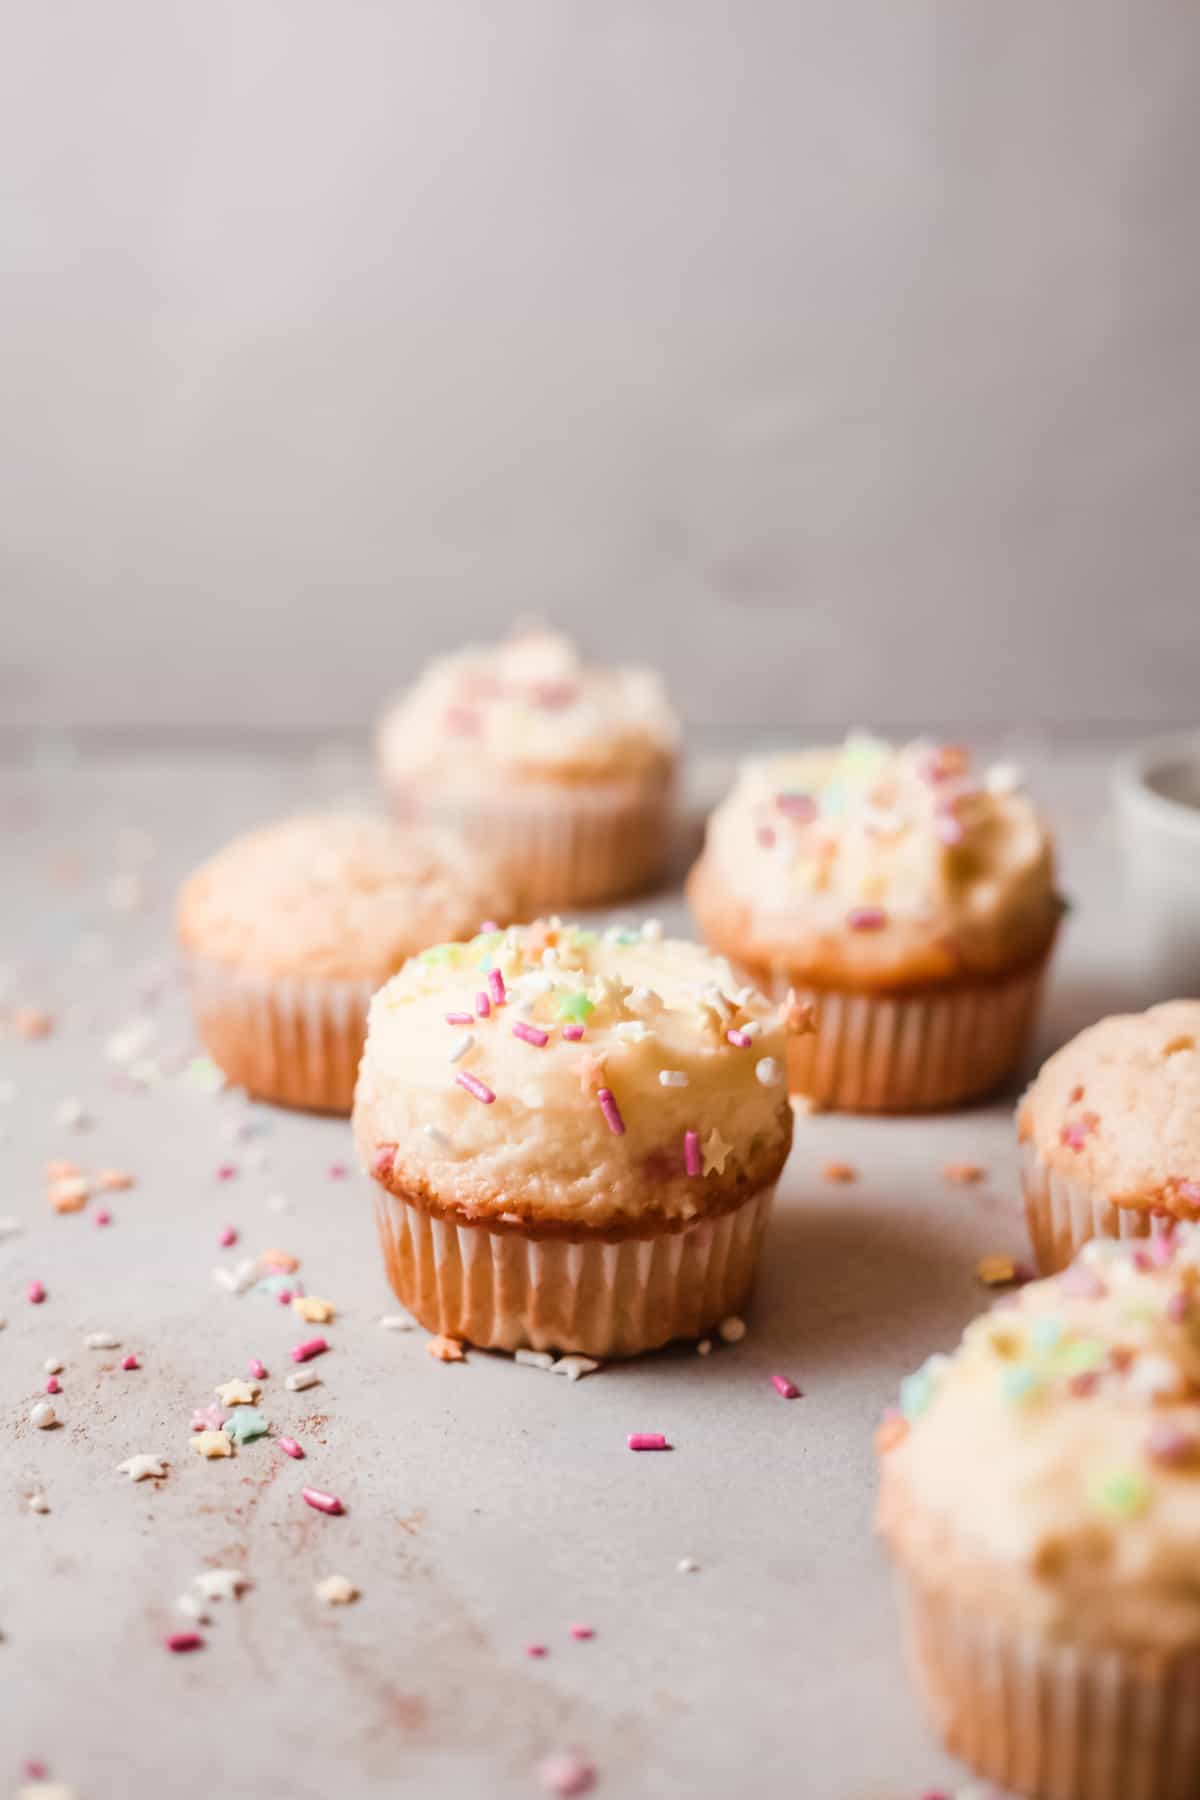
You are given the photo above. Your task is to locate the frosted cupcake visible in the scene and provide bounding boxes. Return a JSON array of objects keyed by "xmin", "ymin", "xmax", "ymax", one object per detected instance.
[
  {"xmin": 178, "ymin": 816, "xmax": 510, "ymax": 1113},
  {"xmin": 375, "ymin": 629, "xmax": 680, "ymax": 910},
  {"xmin": 878, "ymin": 1231, "xmax": 1200, "ymax": 1800},
  {"xmin": 688, "ymin": 735, "xmax": 1061, "ymax": 1111},
  {"xmin": 1019, "ymin": 1002, "xmax": 1200, "ymax": 1274},
  {"xmin": 352, "ymin": 920, "xmax": 793, "ymax": 1356}
]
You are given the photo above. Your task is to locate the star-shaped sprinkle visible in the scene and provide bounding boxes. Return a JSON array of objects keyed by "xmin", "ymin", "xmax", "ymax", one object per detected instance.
[
  {"xmin": 191, "ymin": 1430, "xmax": 234, "ymax": 1459},
  {"xmin": 223, "ymin": 1407, "xmax": 270, "ymax": 1445},
  {"xmin": 573, "ymin": 1051, "xmax": 607, "ymax": 1097},
  {"xmin": 314, "ymin": 1574, "xmax": 359, "ymax": 1606},
  {"xmin": 214, "ymin": 1378, "xmax": 260, "ymax": 1407},
  {"xmin": 117, "ymin": 1454, "xmax": 167, "ymax": 1482},
  {"xmin": 702, "ymin": 1129, "xmax": 730, "ymax": 1177},
  {"xmin": 551, "ymin": 1356, "xmax": 601, "ymax": 1382},
  {"xmin": 426, "ymin": 1335, "xmax": 466, "ymax": 1362},
  {"xmin": 193, "ymin": 1568, "xmax": 251, "ymax": 1602},
  {"xmin": 191, "ymin": 1404, "xmax": 226, "ymax": 1433},
  {"xmin": 293, "ymin": 1295, "xmax": 335, "ymax": 1325},
  {"xmin": 782, "ymin": 989, "xmax": 817, "ymax": 1036},
  {"xmin": 176, "ymin": 1594, "xmax": 209, "ymax": 1622}
]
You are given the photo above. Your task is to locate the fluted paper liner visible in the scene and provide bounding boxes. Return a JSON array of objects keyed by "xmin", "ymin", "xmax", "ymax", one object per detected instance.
[
  {"xmin": 1020, "ymin": 1135, "xmax": 1157, "ymax": 1275},
  {"xmin": 372, "ymin": 1180, "xmax": 776, "ymax": 1357}
]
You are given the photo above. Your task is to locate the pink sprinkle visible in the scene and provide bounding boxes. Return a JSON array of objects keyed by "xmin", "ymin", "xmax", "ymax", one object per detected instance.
[
  {"xmin": 627, "ymin": 1433, "xmax": 669, "ymax": 1452},
  {"xmin": 165, "ymin": 1632, "xmax": 204, "ymax": 1653},
  {"xmin": 216, "ymin": 1163, "xmax": 237, "ymax": 1181},
  {"xmin": 487, "ymin": 968, "xmax": 507, "ymax": 1006},
  {"xmin": 94, "ymin": 1209, "xmax": 112, "ymax": 1227},
  {"xmin": 756, "ymin": 825, "xmax": 777, "ymax": 849},
  {"xmin": 513, "ymin": 1021, "xmax": 550, "ymax": 1048},
  {"xmin": 1068, "ymin": 1370, "xmax": 1100, "ymax": 1399},
  {"xmin": 291, "ymin": 1337, "xmax": 328, "ymax": 1364},
  {"xmin": 327, "ymin": 1162, "xmax": 350, "ymax": 1180},
  {"xmin": 775, "ymin": 791, "xmax": 817, "ymax": 821},
  {"xmin": 684, "ymin": 1130, "xmax": 701, "ymax": 1178},
  {"xmin": 279, "ymin": 1436, "xmax": 304, "ymax": 1459},
  {"xmin": 218, "ymin": 1225, "xmax": 238, "ymax": 1248},
  {"xmin": 526, "ymin": 1643, "xmax": 548, "ymax": 1658},
  {"xmin": 371, "ymin": 1144, "xmax": 397, "ymax": 1179},
  {"xmin": 456, "ymin": 1070, "xmax": 496, "ymax": 1104},
  {"xmin": 562, "ymin": 1023, "xmax": 584, "ymax": 1041},
  {"xmin": 192, "ymin": 1404, "xmax": 225, "ymax": 1432},
  {"xmin": 847, "ymin": 906, "xmax": 887, "ymax": 932},
  {"xmin": 301, "ymin": 1486, "xmax": 344, "ymax": 1516},
  {"xmin": 726, "ymin": 1028, "xmax": 752, "ymax": 1049},
  {"xmin": 23, "ymin": 1763, "xmax": 48, "ymax": 1782},
  {"xmin": 569, "ymin": 1624, "xmax": 595, "ymax": 1641},
  {"xmin": 770, "ymin": 1374, "xmax": 801, "ymax": 1399},
  {"xmin": 475, "ymin": 991, "xmax": 491, "ymax": 1019},
  {"xmin": 445, "ymin": 1011, "xmax": 474, "ymax": 1026},
  {"xmin": 45, "ymin": 1377, "xmax": 60, "ymax": 1395},
  {"xmin": 248, "ymin": 1358, "xmax": 267, "ymax": 1379},
  {"xmin": 1148, "ymin": 1421, "xmax": 1198, "ymax": 1467},
  {"xmin": 277, "ymin": 1289, "xmax": 293, "ymax": 1306},
  {"xmin": 27, "ymin": 1281, "xmax": 46, "ymax": 1305},
  {"xmin": 1168, "ymin": 1291, "xmax": 1193, "ymax": 1324},
  {"xmin": 536, "ymin": 1751, "xmax": 596, "ymax": 1797},
  {"xmin": 121, "ymin": 1354, "xmax": 139, "ymax": 1371},
  {"xmin": 1060, "ymin": 1111, "xmax": 1100, "ymax": 1152},
  {"xmin": 597, "ymin": 1088, "xmax": 625, "ymax": 1136},
  {"xmin": 479, "ymin": 920, "xmax": 499, "ymax": 934}
]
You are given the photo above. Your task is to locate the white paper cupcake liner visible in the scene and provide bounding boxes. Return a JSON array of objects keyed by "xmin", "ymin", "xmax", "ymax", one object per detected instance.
[
  {"xmin": 897, "ymin": 1570, "xmax": 1200, "ymax": 1800},
  {"xmin": 185, "ymin": 950, "xmax": 376, "ymax": 1113},
  {"xmin": 1019, "ymin": 1135, "xmax": 1156, "ymax": 1275},
  {"xmin": 754, "ymin": 956, "xmax": 1050, "ymax": 1112},
  {"xmin": 371, "ymin": 1180, "xmax": 776, "ymax": 1357}
]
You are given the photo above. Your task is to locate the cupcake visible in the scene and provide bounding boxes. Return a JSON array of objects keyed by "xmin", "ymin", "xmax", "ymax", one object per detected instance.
[
  {"xmin": 1019, "ymin": 1002, "xmax": 1200, "ymax": 1274},
  {"xmin": 352, "ymin": 919, "xmax": 793, "ymax": 1356},
  {"xmin": 878, "ymin": 1231, "xmax": 1200, "ymax": 1800},
  {"xmin": 688, "ymin": 735, "xmax": 1061, "ymax": 1111},
  {"xmin": 178, "ymin": 815, "xmax": 511, "ymax": 1113},
  {"xmin": 375, "ymin": 629, "xmax": 680, "ymax": 910}
]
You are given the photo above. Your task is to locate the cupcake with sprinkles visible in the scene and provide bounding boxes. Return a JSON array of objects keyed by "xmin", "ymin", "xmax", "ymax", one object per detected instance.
[
  {"xmin": 375, "ymin": 628, "xmax": 680, "ymax": 910},
  {"xmin": 687, "ymin": 735, "xmax": 1061, "ymax": 1111},
  {"xmin": 352, "ymin": 919, "xmax": 793, "ymax": 1356},
  {"xmin": 178, "ymin": 815, "xmax": 512, "ymax": 1113},
  {"xmin": 1018, "ymin": 1001, "xmax": 1200, "ymax": 1274},
  {"xmin": 878, "ymin": 1227, "xmax": 1200, "ymax": 1800}
]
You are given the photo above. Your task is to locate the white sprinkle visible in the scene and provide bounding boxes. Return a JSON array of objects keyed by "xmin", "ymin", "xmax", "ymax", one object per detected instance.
[
  {"xmin": 732, "ymin": 986, "xmax": 758, "ymax": 1006},
  {"xmin": 516, "ymin": 972, "xmax": 554, "ymax": 1001},
  {"xmin": 116, "ymin": 1453, "xmax": 167, "ymax": 1482},
  {"xmin": 194, "ymin": 1568, "xmax": 251, "ymax": 1602},
  {"xmin": 55, "ymin": 1098, "xmax": 90, "ymax": 1130},
  {"xmin": 448, "ymin": 1032, "xmax": 475, "ymax": 1064},
  {"xmin": 718, "ymin": 1315, "xmax": 747, "ymax": 1344},
  {"xmin": 423, "ymin": 1124, "xmax": 450, "ymax": 1148},
  {"xmin": 315, "ymin": 1573, "xmax": 359, "ymax": 1606},
  {"xmin": 985, "ymin": 761, "xmax": 1023, "ymax": 795},
  {"xmin": 213, "ymin": 1260, "xmax": 258, "ymax": 1295},
  {"xmin": 515, "ymin": 1349, "xmax": 555, "ymax": 1370},
  {"xmin": 43, "ymin": 1357, "xmax": 64, "ymax": 1375},
  {"xmin": 28, "ymin": 1491, "xmax": 50, "ymax": 1514},
  {"xmin": 31, "ymin": 1401, "xmax": 56, "ymax": 1429},
  {"xmin": 641, "ymin": 918, "xmax": 664, "ymax": 942},
  {"xmin": 755, "ymin": 1057, "xmax": 783, "ymax": 1087},
  {"xmin": 551, "ymin": 1355, "xmax": 601, "ymax": 1382},
  {"xmin": 105, "ymin": 1018, "xmax": 156, "ymax": 1065},
  {"xmin": 264, "ymin": 1191, "xmax": 289, "ymax": 1213},
  {"xmin": 677, "ymin": 1556, "xmax": 700, "ymax": 1574},
  {"xmin": 85, "ymin": 1330, "xmax": 120, "ymax": 1350},
  {"xmin": 176, "ymin": 1593, "xmax": 209, "ymax": 1621},
  {"xmin": 658, "ymin": 1070, "xmax": 689, "ymax": 1088},
  {"xmin": 612, "ymin": 1020, "xmax": 651, "ymax": 1042},
  {"xmin": 286, "ymin": 1368, "xmax": 320, "ymax": 1391},
  {"xmin": 627, "ymin": 986, "xmax": 664, "ymax": 1016},
  {"xmin": 696, "ymin": 1338, "xmax": 713, "ymax": 1356},
  {"xmin": 740, "ymin": 1019, "xmax": 762, "ymax": 1040},
  {"xmin": 378, "ymin": 1314, "xmax": 414, "ymax": 1332}
]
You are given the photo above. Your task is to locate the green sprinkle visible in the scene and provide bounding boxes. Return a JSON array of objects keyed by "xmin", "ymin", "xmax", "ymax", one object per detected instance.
[
  {"xmin": 1092, "ymin": 1470, "xmax": 1152, "ymax": 1520},
  {"xmin": 1001, "ymin": 1365, "xmax": 1040, "ymax": 1403},
  {"xmin": 223, "ymin": 1408, "xmax": 270, "ymax": 1445},
  {"xmin": 183, "ymin": 1056, "xmax": 225, "ymax": 1094},
  {"xmin": 899, "ymin": 1366, "xmax": 936, "ymax": 1420},
  {"xmin": 253, "ymin": 1273, "xmax": 294, "ymax": 1299},
  {"xmin": 569, "ymin": 929, "xmax": 599, "ymax": 948},
  {"xmin": 1030, "ymin": 1317, "xmax": 1063, "ymax": 1353},
  {"xmin": 419, "ymin": 943, "xmax": 457, "ymax": 965},
  {"xmin": 1060, "ymin": 1337, "xmax": 1105, "ymax": 1374},
  {"xmin": 557, "ymin": 992, "xmax": 595, "ymax": 1023},
  {"xmin": 615, "ymin": 929, "xmax": 640, "ymax": 945}
]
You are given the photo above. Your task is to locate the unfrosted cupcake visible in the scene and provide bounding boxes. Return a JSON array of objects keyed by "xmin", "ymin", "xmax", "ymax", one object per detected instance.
[
  {"xmin": 352, "ymin": 919, "xmax": 793, "ymax": 1356},
  {"xmin": 878, "ymin": 1230, "xmax": 1200, "ymax": 1800},
  {"xmin": 375, "ymin": 629, "xmax": 680, "ymax": 910},
  {"xmin": 178, "ymin": 816, "xmax": 511, "ymax": 1113},
  {"xmin": 1019, "ymin": 1002, "xmax": 1200, "ymax": 1274},
  {"xmin": 688, "ymin": 735, "xmax": 1061, "ymax": 1111}
]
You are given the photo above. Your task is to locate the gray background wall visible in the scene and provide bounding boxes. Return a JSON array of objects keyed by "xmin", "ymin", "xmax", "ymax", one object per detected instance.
[{"xmin": 2, "ymin": 0, "xmax": 1198, "ymax": 740}]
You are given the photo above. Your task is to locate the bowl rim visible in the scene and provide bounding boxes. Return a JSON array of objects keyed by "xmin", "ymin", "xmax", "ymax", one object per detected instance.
[{"xmin": 1112, "ymin": 731, "xmax": 1200, "ymax": 843}]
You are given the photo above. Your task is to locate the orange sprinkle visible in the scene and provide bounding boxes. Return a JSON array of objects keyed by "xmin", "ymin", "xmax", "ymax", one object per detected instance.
[
  {"xmin": 426, "ymin": 1335, "xmax": 466, "ymax": 1363},
  {"xmin": 260, "ymin": 1249, "xmax": 300, "ymax": 1274},
  {"xmin": 942, "ymin": 1161, "xmax": 985, "ymax": 1186},
  {"xmin": 782, "ymin": 990, "xmax": 817, "ymax": 1036},
  {"xmin": 95, "ymin": 1169, "xmax": 135, "ymax": 1193},
  {"xmin": 976, "ymin": 1254, "xmax": 1017, "ymax": 1288},
  {"xmin": 7, "ymin": 1008, "xmax": 54, "ymax": 1039},
  {"xmin": 874, "ymin": 1414, "xmax": 909, "ymax": 1454},
  {"xmin": 45, "ymin": 1160, "xmax": 83, "ymax": 1181},
  {"xmin": 49, "ymin": 1176, "xmax": 89, "ymax": 1214},
  {"xmin": 822, "ymin": 1161, "xmax": 858, "ymax": 1185}
]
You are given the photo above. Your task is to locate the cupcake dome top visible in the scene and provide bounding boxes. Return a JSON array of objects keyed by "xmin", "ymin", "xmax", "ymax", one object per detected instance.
[
  {"xmin": 376, "ymin": 630, "xmax": 680, "ymax": 785},
  {"xmin": 690, "ymin": 734, "xmax": 1058, "ymax": 985},
  {"xmin": 352, "ymin": 920, "xmax": 794, "ymax": 1228},
  {"xmin": 878, "ymin": 1229, "xmax": 1200, "ymax": 1653},
  {"xmin": 1020, "ymin": 1002, "xmax": 1200, "ymax": 1216},
  {"xmin": 177, "ymin": 815, "xmax": 509, "ymax": 982}
]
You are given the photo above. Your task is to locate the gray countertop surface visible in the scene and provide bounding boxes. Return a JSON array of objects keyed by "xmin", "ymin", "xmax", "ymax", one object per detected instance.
[{"xmin": 0, "ymin": 740, "xmax": 1149, "ymax": 1800}]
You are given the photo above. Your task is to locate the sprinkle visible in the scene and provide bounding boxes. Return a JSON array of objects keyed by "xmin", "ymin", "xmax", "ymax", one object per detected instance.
[
  {"xmin": 279, "ymin": 1436, "xmax": 305, "ymax": 1459},
  {"xmin": 718, "ymin": 1315, "xmax": 747, "ymax": 1344},
  {"xmin": 165, "ymin": 1632, "xmax": 204, "ymax": 1654},
  {"xmin": 677, "ymin": 1557, "xmax": 699, "ymax": 1574},
  {"xmin": 43, "ymin": 1357, "xmax": 63, "ymax": 1374},
  {"xmin": 28, "ymin": 1280, "xmax": 46, "ymax": 1304},
  {"xmin": 371, "ymin": 1144, "xmax": 397, "ymax": 1179},
  {"xmin": 55, "ymin": 1097, "xmax": 90, "ymax": 1130},
  {"xmin": 29, "ymin": 1491, "xmax": 49, "ymax": 1514},
  {"xmin": 85, "ymin": 1330, "xmax": 120, "ymax": 1350},
  {"xmin": 596, "ymin": 1088, "xmax": 625, "ymax": 1135},
  {"xmin": 899, "ymin": 1364, "xmax": 938, "ymax": 1420},
  {"xmin": 45, "ymin": 1377, "xmax": 60, "ymax": 1395},
  {"xmin": 192, "ymin": 1430, "xmax": 234, "ymax": 1458},
  {"xmin": 513, "ymin": 1020, "xmax": 550, "ymax": 1048},
  {"xmin": 977, "ymin": 1254, "xmax": 1019, "ymax": 1287},
  {"xmin": 703, "ymin": 1129, "xmax": 730, "ymax": 1176},
  {"xmin": 1147, "ymin": 1422, "xmax": 1199, "ymax": 1467},
  {"xmin": 942, "ymin": 1161, "xmax": 986, "ymax": 1185},
  {"xmin": 94, "ymin": 1208, "xmax": 112, "ymax": 1227},
  {"xmin": 551, "ymin": 1356, "xmax": 601, "ymax": 1381},
  {"xmin": 659, "ymin": 1070, "xmax": 689, "ymax": 1088},
  {"xmin": 875, "ymin": 1409, "xmax": 909, "ymax": 1453},
  {"xmin": 378, "ymin": 1314, "xmax": 414, "ymax": 1332},
  {"xmin": 448, "ymin": 1031, "xmax": 475, "ymax": 1064},
  {"xmin": 641, "ymin": 918, "xmax": 663, "ymax": 942},
  {"xmin": 121, "ymin": 1354, "xmax": 139, "ymax": 1371},
  {"xmin": 726, "ymin": 1029, "xmax": 753, "ymax": 1049},
  {"xmin": 294, "ymin": 1296, "xmax": 335, "ymax": 1325},
  {"xmin": 291, "ymin": 1337, "xmax": 328, "ymax": 1364},
  {"xmin": 30, "ymin": 1401, "xmax": 56, "ymax": 1429},
  {"xmin": 49, "ymin": 1176, "xmax": 88, "ymax": 1214},
  {"xmin": 628, "ymin": 1433, "xmax": 669, "ymax": 1451},
  {"xmin": 1168, "ymin": 1291, "xmax": 1193, "ymax": 1323},
  {"xmin": 515, "ymin": 1349, "xmax": 555, "ymax": 1370},
  {"xmin": 536, "ymin": 1753, "xmax": 596, "ymax": 1798},
  {"xmin": 426, "ymin": 1334, "xmax": 466, "ymax": 1362},
  {"xmin": 1001, "ymin": 1365, "xmax": 1040, "ymax": 1403},
  {"xmin": 775, "ymin": 791, "xmax": 817, "ymax": 821},
  {"xmin": 526, "ymin": 1642, "xmax": 549, "ymax": 1658},
  {"xmin": 423, "ymin": 1124, "xmax": 450, "ymax": 1148},
  {"xmin": 315, "ymin": 1574, "xmax": 359, "ymax": 1605},
  {"xmin": 1093, "ymin": 1470, "xmax": 1152, "ymax": 1519},
  {"xmin": 1060, "ymin": 1111, "xmax": 1100, "ymax": 1152},
  {"xmin": 286, "ymin": 1368, "xmax": 320, "ymax": 1391},
  {"xmin": 193, "ymin": 1568, "xmax": 251, "ymax": 1602},
  {"xmin": 561, "ymin": 1023, "xmax": 584, "ymax": 1041},
  {"xmin": 223, "ymin": 1407, "xmax": 269, "ymax": 1444},
  {"xmin": 755, "ymin": 1058, "xmax": 783, "ymax": 1087},
  {"xmin": 456, "ymin": 1070, "xmax": 496, "ymax": 1104},
  {"xmin": 683, "ymin": 1130, "xmax": 701, "ymax": 1176},
  {"xmin": 782, "ymin": 989, "xmax": 817, "ymax": 1036},
  {"xmin": 847, "ymin": 906, "xmax": 887, "ymax": 931},
  {"xmin": 445, "ymin": 1011, "xmax": 474, "ymax": 1025},
  {"xmin": 487, "ymin": 968, "xmax": 507, "ymax": 1006},
  {"xmin": 475, "ymin": 990, "xmax": 491, "ymax": 1018},
  {"xmin": 557, "ymin": 992, "xmax": 595, "ymax": 1024},
  {"xmin": 218, "ymin": 1226, "xmax": 239, "ymax": 1249},
  {"xmin": 216, "ymin": 1162, "xmax": 238, "ymax": 1181},
  {"xmin": 770, "ymin": 1374, "xmax": 801, "ymax": 1399},
  {"xmin": 822, "ymin": 1161, "xmax": 857, "ymax": 1184},
  {"xmin": 216, "ymin": 1377, "xmax": 260, "ymax": 1405},
  {"xmin": 117, "ymin": 1454, "xmax": 167, "ymax": 1481},
  {"xmin": 569, "ymin": 1624, "xmax": 594, "ymax": 1640},
  {"xmin": 302, "ymin": 1487, "xmax": 344, "ymax": 1516}
]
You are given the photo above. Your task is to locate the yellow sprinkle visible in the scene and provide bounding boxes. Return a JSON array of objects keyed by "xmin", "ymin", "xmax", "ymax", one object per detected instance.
[
  {"xmin": 214, "ymin": 1378, "xmax": 260, "ymax": 1407},
  {"xmin": 314, "ymin": 1574, "xmax": 359, "ymax": 1605},
  {"xmin": 293, "ymin": 1296, "xmax": 335, "ymax": 1325},
  {"xmin": 977, "ymin": 1254, "xmax": 1017, "ymax": 1288},
  {"xmin": 191, "ymin": 1431, "xmax": 233, "ymax": 1459}
]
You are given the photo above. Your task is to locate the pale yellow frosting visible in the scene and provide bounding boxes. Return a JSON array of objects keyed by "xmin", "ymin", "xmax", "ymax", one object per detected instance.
[
  {"xmin": 1019, "ymin": 1002, "xmax": 1200, "ymax": 1215},
  {"xmin": 689, "ymin": 735, "xmax": 1059, "ymax": 986},
  {"xmin": 352, "ymin": 920, "xmax": 793, "ymax": 1228},
  {"xmin": 878, "ymin": 1230, "xmax": 1200, "ymax": 1654},
  {"xmin": 177, "ymin": 815, "xmax": 511, "ymax": 982},
  {"xmin": 376, "ymin": 630, "xmax": 680, "ymax": 789}
]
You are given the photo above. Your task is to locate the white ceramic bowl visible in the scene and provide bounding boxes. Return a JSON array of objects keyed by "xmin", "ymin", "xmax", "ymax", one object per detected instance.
[{"xmin": 1113, "ymin": 732, "xmax": 1200, "ymax": 997}]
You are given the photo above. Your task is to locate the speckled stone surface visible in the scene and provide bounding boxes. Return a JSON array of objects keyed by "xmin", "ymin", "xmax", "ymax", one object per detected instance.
[{"xmin": 0, "ymin": 741, "xmax": 1139, "ymax": 1799}]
